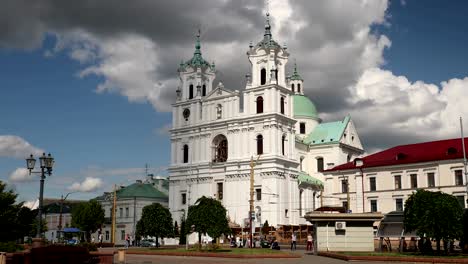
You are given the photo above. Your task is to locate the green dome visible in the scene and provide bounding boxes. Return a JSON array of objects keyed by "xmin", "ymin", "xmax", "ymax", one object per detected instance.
[{"xmin": 293, "ymin": 95, "xmax": 318, "ymax": 119}]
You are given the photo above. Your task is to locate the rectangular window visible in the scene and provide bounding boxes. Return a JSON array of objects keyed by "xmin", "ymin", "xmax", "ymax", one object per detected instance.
[
  {"xmin": 394, "ymin": 175, "xmax": 402, "ymax": 190},
  {"xmin": 121, "ymin": 230, "xmax": 125, "ymax": 240},
  {"xmin": 300, "ymin": 123, "xmax": 306, "ymax": 134},
  {"xmin": 181, "ymin": 193, "xmax": 187, "ymax": 205},
  {"xmin": 317, "ymin": 158, "xmax": 324, "ymax": 172},
  {"xmin": 410, "ymin": 174, "xmax": 418, "ymax": 188},
  {"xmin": 370, "ymin": 200, "xmax": 378, "ymax": 212},
  {"xmin": 105, "ymin": 231, "xmax": 109, "ymax": 240},
  {"xmin": 125, "ymin": 207, "xmax": 129, "ymax": 217},
  {"xmin": 109, "ymin": 208, "xmax": 112, "ymax": 218},
  {"xmin": 455, "ymin": 170, "xmax": 464, "ymax": 186},
  {"xmin": 285, "ymin": 209, "xmax": 289, "ymax": 218},
  {"xmin": 427, "ymin": 172, "xmax": 435, "ymax": 187},
  {"xmin": 395, "ymin": 198, "xmax": 403, "ymax": 211},
  {"xmin": 342, "ymin": 201, "xmax": 348, "ymax": 211},
  {"xmin": 217, "ymin": 182, "xmax": 223, "ymax": 200},
  {"xmin": 341, "ymin": 180, "xmax": 348, "ymax": 193},
  {"xmin": 456, "ymin": 196, "xmax": 466, "ymax": 208},
  {"xmin": 369, "ymin": 177, "xmax": 376, "ymax": 191},
  {"xmin": 256, "ymin": 188, "xmax": 262, "ymax": 201},
  {"xmin": 119, "ymin": 208, "xmax": 123, "ymax": 218}
]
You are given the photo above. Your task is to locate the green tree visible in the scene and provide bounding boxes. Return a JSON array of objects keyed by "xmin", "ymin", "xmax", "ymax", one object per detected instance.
[
  {"xmin": 261, "ymin": 220, "xmax": 270, "ymax": 237},
  {"xmin": 0, "ymin": 181, "xmax": 34, "ymax": 242},
  {"xmin": 179, "ymin": 217, "xmax": 186, "ymax": 245},
  {"xmin": 137, "ymin": 203, "xmax": 173, "ymax": 247},
  {"xmin": 71, "ymin": 199, "xmax": 105, "ymax": 242},
  {"xmin": 174, "ymin": 221, "xmax": 179, "ymax": 237},
  {"xmin": 186, "ymin": 196, "xmax": 230, "ymax": 245},
  {"xmin": 404, "ymin": 189, "xmax": 463, "ymax": 254}
]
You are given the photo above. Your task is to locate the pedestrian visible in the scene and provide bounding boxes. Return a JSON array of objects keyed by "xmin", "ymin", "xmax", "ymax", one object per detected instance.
[
  {"xmin": 125, "ymin": 233, "xmax": 130, "ymax": 248},
  {"xmin": 291, "ymin": 232, "xmax": 297, "ymax": 251},
  {"xmin": 307, "ymin": 233, "xmax": 313, "ymax": 251},
  {"xmin": 98, "ymin": 233, "xmax": 103, "ymax": 248}
]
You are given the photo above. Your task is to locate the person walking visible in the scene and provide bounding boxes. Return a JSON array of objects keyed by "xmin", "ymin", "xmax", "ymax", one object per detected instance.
[
  {"xmin": 291, "ymin": 232, "xmax": 297, "ymax": 251},
  {"xmin": 307, "ymin": 233, "xmax": 314, "ymax": 251}
]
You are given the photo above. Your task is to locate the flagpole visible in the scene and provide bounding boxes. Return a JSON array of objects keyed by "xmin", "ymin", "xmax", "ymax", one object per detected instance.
[{"xmin": 460, "ymin": 117, "xmax": 468, "ymax": 205}]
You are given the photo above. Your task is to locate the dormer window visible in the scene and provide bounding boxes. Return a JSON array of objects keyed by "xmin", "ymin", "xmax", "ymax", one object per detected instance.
[
  {"xmin": 447, "ymin": 147, "xmax": 457, "ymax": 155},
  {"xmin": 291, "ymin": 83, "xmax": 295, "ymax": 92},
  {"xmin": 354, "ymin": 158, "xmax": 363, "ymax": 167},
  {"xmin": 396, "ymin": 153, "xmax": 406, "ymax": 160},
  {"xmin": 297, "ymin": 83, "xmax": 301, "ymax": 93},
  {"xmin": 260, "ymin": 68, "xmax": 266, "ymax": 85}
]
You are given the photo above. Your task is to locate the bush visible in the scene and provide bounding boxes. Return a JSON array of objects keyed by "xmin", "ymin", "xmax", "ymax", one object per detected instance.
[
  {"xmin": 79, "ymin": 242, "xmax": 98, "ymax": 252},
  {"xmin": 208, "ymin": 242, "xmax": 220, "ymax": 251},
  {"xmin": 0, "ymin": 242, "xmax": 24, "ymax": 253}
]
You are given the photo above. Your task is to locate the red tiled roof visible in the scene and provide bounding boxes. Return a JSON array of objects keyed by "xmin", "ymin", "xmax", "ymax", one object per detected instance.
[{"xmin": 328, "ymin": 138, "xmax": 468, "ymax": 171}]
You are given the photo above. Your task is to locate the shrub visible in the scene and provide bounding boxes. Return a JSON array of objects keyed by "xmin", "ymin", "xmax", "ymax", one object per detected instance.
[
  {"xmin": 0, "ymin": 242, "xmax": 24, "ymax": 253},
  {"xmin": 79, "ymin": 242, "xmax": 98, "ymax": 252},
  {"xmin": 208, "ymin": 242, "xmax": 220, "ymax": 251}
]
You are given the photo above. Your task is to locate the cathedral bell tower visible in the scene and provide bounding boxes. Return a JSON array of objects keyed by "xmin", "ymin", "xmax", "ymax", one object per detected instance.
[
  {"xmin": 287, "ymin": 63, "xmax": 304, "ymax": 95},
  {"xmin": 173, "ymin": 32, "xmax": 216, "ymax": 128},
  {"xmin": 246, "ymin": 13, "xmax": 289, "ymax": 89}
]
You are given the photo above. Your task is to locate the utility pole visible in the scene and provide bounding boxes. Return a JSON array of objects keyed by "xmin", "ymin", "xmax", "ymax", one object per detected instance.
[
  {"xmin": 460, "ymin": 117, "xmax": 468, "ymax": 206},
  {"xmin": 249, "ymin": 155, "xmax": 260, "ymax": 248},
  {"xmin": 111, "ymin": 184, "xmax": 117, "ymax": 244}
]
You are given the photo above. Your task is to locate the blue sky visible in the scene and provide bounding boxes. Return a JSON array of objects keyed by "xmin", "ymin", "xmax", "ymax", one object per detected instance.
[{"xmin": 1, "ymin": 0, "xmax": 468, "ymax": 203}]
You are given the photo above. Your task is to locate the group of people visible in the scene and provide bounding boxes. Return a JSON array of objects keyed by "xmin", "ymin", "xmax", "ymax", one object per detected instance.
[{"xmin": 290, "ymin": 232, "xmax": 314, "ymax": 251}]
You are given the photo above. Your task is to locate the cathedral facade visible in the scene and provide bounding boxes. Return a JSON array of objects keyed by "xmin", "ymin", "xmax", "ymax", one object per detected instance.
[{"xmin": 168, "ymin": 14, "xmax": 364, "ymax": 228}]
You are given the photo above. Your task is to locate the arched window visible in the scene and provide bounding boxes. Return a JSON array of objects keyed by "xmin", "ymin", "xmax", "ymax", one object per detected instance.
[
  {"xmin": 189, "ymin": 84, "xmax": 194, "ymax": 99},
  {"xmin": 257, "ymin": 135, "xmax": 263, "ymax": 155},
  {"xmin": 213, "ymin": 134, "xmax": 228, "ymax": 162},
  {"xmin": 280, "ymin": 97, "xmax": 285, "ymax": 114},
  {"xmin": 216, "ymin": 104, "xmax": 222, "ymax": 119},
  {"xmin": 297, "ymin": 83, "xmax": 301, "ymax": 93},
  {"xmin": 281, "ymin": 135, "xmax": 286, "ymax": 155},
  {"xmin": 317, "ymin": 157, "xmax": 324, "ymax": 172},
  {"xmin": 260, "ymin": 68, "xmax": 266, "ymax": 85},
  {"xmin": 183, "ymin": 145, "xmax": 189, "ymax": 163},
  {"xmin": 202, "ymin": 84, "xmax": 206, "ymax": 96},
  {"xmin": 256, "ymin": 96, "xmax": 264, "ymax": 114},
  {"xmin": 291, "ymin": 83, "xmax": 295, "ymax": 92}
]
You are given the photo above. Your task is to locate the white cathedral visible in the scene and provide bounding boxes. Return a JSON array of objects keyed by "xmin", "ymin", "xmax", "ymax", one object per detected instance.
[{"xmin": 168, "ymin": 14, "xmax": 364, "ymax": 228}]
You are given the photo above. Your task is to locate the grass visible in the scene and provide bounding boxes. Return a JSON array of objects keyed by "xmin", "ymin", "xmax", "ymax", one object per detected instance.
[
  {"xmin": 130, "ymin": 247, "xmax": 290, "ymax": 255},
  {"xmin": 339, "ymin": 251, "xmax": 468, "ymax": 258}
]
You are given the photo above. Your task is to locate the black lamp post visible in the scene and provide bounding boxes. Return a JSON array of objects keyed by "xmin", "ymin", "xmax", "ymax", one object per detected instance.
[{"xmin": 26, "ymin": 153, "xmax": 54, "ymax": 238}]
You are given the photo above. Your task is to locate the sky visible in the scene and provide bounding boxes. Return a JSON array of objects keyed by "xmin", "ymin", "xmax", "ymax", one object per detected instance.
[{"xmin": 1, "ymin": 0, "xmax": 468, "ymax": 204}]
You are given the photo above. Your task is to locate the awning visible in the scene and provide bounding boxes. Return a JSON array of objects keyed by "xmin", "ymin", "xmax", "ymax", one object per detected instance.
[{"xmin": 298, "ymin": 171, "xmax": 324, "ymax": 190}]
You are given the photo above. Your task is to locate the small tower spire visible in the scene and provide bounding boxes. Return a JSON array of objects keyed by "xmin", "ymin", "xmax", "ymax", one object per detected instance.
[
  {"xmin": 194, "ymin": 29, "xmax": 201, "ymax": 56},
  {"xmin": 264, "ymin": 12, "xmax": 272, "ymax": 41}
]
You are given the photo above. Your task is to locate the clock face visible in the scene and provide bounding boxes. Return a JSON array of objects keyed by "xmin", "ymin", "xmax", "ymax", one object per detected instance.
[{"xmin": 183, "ymin": 108, "xmax": 190, "ymax": 119}]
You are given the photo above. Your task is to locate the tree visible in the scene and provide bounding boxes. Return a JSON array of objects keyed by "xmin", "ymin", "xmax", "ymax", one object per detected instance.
[
  {"xmin": 137, "ymin": 203, "xmax": 173, "ymax": 247},
  {"xmin": 179, "ymin": 217, "xmax": 186, "ymax": 245},
  {"xmin": 71, "ymin": 199, "xmax": 105, "ymax": 242},
  {"xmin": 186, "ymin": 196, "xmax": 231, "ymax": 245},
  {"xmin": 0, "ymin": 181, "xmax": 34, "ymax": 242},
  {"xmin": 261, "ymin": 220, "xmax": 270, "ymax": 237},
  {"xmin": 404, "ymin": 189, "xmax": 463, "ymax": 254},
  {"xmin": 174, "ymin": 221, "xmax": 179, "ymax": 237}
]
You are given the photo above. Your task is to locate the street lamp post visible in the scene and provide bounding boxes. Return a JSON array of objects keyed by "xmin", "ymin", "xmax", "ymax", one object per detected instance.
[
  {"xmin": 249, "ymin": 155, "xmax": 260, "ymax": 248},
  {"xmin": 26, "ymin": 153, "xmax": 54, "ymax": 239},
  {"xmin": 58, "ymin": 191, "xmax": 76, "ymax": 241}
]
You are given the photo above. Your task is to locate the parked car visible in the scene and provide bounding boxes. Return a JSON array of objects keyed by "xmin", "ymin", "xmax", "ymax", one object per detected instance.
[
  {"xmin": 260, "ymin": 239, "xmax": 271, "ymax": 248},
  {"xmin": 140, "ymin": 239, "xmax": 157, "ymax": 247}
]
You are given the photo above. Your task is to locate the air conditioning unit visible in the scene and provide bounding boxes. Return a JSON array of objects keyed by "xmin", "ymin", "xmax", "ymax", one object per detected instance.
[{"xmin": 335, "ymin": 221, "xmax": 346, "ymax": 230}]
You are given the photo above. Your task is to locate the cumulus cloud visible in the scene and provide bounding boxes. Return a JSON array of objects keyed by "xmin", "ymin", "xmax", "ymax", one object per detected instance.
[
  {"xmin": 69, "ymin": 177, "xmax": 103, "ymax": 192},
  {"xmin": 9, "ymin": 168, "xmax": 35, "ymax": 182},
  {"xmin": 23, "ymin": 200, "xmax": 38, "ymax": 210},
  {"xmin": 0, "ymin": 135, "xmax": 43, "ymax": 159},
  {"xmin": 3, "ymin": 0, "xmax": 468, "ymax": 152}
]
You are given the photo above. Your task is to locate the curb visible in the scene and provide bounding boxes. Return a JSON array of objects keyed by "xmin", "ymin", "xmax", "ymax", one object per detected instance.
[
  {"xmin": 319, "ymin": 252, "xmax": 468, "ymax": 263},
  {"xmin": 125, "ymin": 250, "xmax": 302, "ymax": 259}
]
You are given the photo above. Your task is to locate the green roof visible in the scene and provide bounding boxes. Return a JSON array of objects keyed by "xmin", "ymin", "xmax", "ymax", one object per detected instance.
[
  {"xmin": 298, "ymin": 171, "xmax": 323, "ymax": 189},
  {"xmin": 293, "ymin": 95, "xmax": 318, "ymax": 119},
  {"xmin": 116, "ymin": 182, "xmax": 168, "ymax": 199},
  {"xmin": 290, "ymin": 63, "xmax": 303, "ymax": 81},
  {"xmin": 179, "ymin": 32, "xmax": 213, "ymax": 71},
  {"xmin": 303, "ymin": 116, "xmax": 350, "ymax": 145}
]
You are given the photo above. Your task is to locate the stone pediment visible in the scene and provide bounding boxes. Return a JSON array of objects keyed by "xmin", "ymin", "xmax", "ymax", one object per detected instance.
[{"xmin": 204, "ymin": 83, "xmax": 237, "ymax": 101}]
